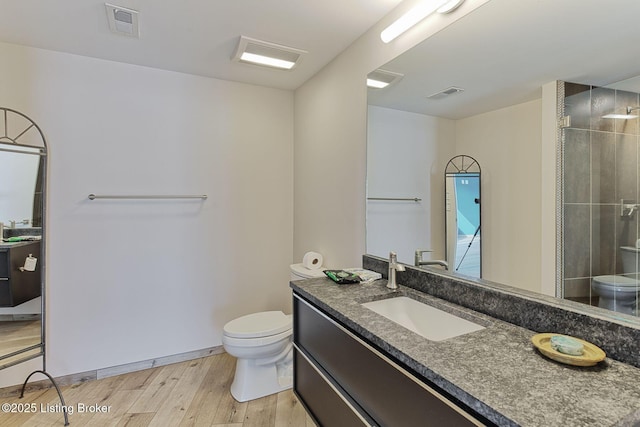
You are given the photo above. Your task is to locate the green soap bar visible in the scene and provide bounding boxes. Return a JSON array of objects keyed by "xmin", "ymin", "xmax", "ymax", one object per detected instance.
[{"xmin": 550, "ymin": 335, "xmax": 584, "ymax": 356}]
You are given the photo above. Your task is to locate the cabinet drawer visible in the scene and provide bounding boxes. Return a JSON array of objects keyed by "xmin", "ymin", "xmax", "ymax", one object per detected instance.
[
  {"xmin": 0, "ymin": 280, "xmax": 12, "ymax": 306},
  {"xmin": 294, "ymin": 295, "xmax": 487, "ymax": 427},
  {"xmin": 0, "ymin": 250, "xmax": 8, "ymax": 277},
  {"xmin": 294, "ymin": 346, "xmax": 372, "ymax": 426}
]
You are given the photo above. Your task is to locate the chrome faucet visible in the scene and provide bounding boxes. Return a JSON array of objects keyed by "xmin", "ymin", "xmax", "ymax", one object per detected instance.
[
  {"xmin": 414, "ymin": 249, "xmax": 449, "ymax": 270},
  {"xmin": 387, "ymin": 251, "xmax": 405, "ymax": 290}
]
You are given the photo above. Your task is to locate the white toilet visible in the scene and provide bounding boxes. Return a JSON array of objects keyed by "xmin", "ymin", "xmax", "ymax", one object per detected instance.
[
  {"xmin": 222, "ymin": 263, "xmax": 326, "ymax": 402},
  {"xmin": 592, "ymin": 246, "xmax": 640, "ymax": 315}
]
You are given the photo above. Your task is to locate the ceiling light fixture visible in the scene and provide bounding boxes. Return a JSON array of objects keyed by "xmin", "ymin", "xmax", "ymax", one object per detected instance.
[
  {"xmin": 380, "ymin": 0, "xmax": 465, "ymax": 43},
  {"xmin": 105, "ymin": 3, "xmax": 139, "ymax": 37},
  {"xmin": 603, "ymin": 106, "xmax": 640, "ymax": 119},
  {"xmin": 232, "ymin": 36, "xmax": 306, "ymax": 71},
  {"xmin": 367, "ymin": 69, "xmax": 404, "ymax": 89}
]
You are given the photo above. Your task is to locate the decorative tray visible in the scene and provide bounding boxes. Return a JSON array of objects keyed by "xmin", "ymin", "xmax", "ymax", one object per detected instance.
[{"xmin": 531, "ymin": 333, "xmax": 606, "ymax": 367}]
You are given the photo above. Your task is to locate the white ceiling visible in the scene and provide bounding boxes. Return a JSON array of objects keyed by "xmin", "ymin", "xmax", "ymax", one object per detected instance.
[
  {"xmin": 0, "ymin": 0, "xmax": 404, "ymax": 90},
  {"xmin": 368, "ymin": 0, "xmax": 640, "ymax": 119}
]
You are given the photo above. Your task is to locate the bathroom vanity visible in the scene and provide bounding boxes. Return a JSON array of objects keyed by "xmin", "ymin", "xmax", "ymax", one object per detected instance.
[
  {"xmin": 293, "ymin": 293, "xmax": 487, "ymax": 426},
  {"xmin": 290, "ymin": 256, "xmax": 640, "ymax": 426},
  {"xmin": 0, "ymin": 241, "xmax": 41, "ymax": 307}
]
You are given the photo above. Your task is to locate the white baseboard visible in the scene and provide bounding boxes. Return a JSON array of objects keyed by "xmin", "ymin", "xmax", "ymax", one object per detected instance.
[
  {"xmin": 0, "ymin": 346, "xmax": 225, "ymax": 397},
  {"xmin": 96, "ymin": 346, "xmax": 224, "ymax": 379}
]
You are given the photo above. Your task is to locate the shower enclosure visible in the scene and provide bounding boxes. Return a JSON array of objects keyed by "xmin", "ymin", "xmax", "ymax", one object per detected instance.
[{"xmin": 560, "ymin": 81, "xmax": 640, "ymax": 316}]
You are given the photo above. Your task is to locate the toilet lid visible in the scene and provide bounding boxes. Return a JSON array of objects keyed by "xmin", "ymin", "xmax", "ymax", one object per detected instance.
[
  {"xmin": 290, "ymin": 263, "xmax": 327, "ymax": 279},
  {"xmin": 223, "ymin": 311, "xmax": 292, "ymax": 338},
  {"xmin": 593, "ymin": 275, "xmax": 639, "ymax": 288}
]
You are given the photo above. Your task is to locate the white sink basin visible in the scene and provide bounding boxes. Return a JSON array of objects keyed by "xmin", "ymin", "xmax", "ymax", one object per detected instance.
[{"xmin": 362, "ymin": 296, "xmax": 485, "ymax": 341}]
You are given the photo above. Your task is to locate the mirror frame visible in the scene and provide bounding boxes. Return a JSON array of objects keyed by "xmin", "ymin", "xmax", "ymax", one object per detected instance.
[
  {"xmin": 0, "ymin": 107, "xmax": 47, "ymax": 370},
  {"xmin": 445, "ymin": 155, "xmax": 481, "ymax": 278}
]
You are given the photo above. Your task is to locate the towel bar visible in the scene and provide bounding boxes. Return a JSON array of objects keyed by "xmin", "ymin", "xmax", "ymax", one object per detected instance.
[
  {"xmin": 367, "ymin": 197, "xmax": 421, "ymax": 202},
  {"xmin": 88, "ymin": 194, "xmax": 207, "ymax": 200}
]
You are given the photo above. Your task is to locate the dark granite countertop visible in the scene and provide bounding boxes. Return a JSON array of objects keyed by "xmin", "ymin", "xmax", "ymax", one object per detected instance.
[
  {"xmin": 0, "ymin": 240, "xmax": 40, "ymax": 249},
  {"xmin": 291, "ymin": 277, "xmax": 640, "ymax": 427}
]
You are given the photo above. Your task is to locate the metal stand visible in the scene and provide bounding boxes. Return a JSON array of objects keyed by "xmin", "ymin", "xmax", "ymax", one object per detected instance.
[
  {"xmin": 1, "ymin": 108, "xmax": 64, "ymax": 423},
  {"xmin": 456, "ymin": 225, "xmax": 481, "ymax": 272},
  {"xmin": 20, "ymin": 370, "xmax": 69, "ymax": 426}
]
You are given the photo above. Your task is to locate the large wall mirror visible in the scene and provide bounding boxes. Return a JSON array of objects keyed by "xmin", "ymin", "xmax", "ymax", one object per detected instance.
[
  {"xmin": 366, "ymin": 0, "xmax": 640, "ymax": 323},
  {"xmin": 0, "ymin": 108, "xmax": 46, "ymax": 370}
]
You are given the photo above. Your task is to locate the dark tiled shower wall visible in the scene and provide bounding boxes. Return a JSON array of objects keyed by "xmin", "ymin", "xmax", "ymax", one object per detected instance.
[{"xmin": 563, "ymin": 82, "xmax": 640, "ymax": 302}]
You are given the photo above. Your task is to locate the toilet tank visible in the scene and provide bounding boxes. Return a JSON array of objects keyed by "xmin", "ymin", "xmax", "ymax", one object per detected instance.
[{"xmin": 620, "ymin": 246, "xmax": 640, "ymax": 274}]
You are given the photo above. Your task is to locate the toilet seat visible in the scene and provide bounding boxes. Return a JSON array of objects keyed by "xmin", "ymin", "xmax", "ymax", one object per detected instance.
[
  {"xmin": 592, "ymin": 275, "xmax": 640, "ymax": 292},
  {"xmin": 223, "ymin": 311, "xmax": 292, "ymax": 338},
  {"xmin": 222, "ymin": 329, "xmax": 292, "ymax": 348}
]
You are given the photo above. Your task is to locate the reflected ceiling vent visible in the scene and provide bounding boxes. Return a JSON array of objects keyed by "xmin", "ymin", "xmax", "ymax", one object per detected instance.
[
  {"xmin": 367, "ymin": 69, "xmax": 404, "ymax": 89},
  {"xmin": 427, "ymin": 86, "xmax": 464, "ymax": 99},
  {"xmin": 105, "ymin": 3, "xmax": 139, "ymax": 37},
  {"xmin": 232, "ymin": 36, "xmax": 306, "ymax": 70}
]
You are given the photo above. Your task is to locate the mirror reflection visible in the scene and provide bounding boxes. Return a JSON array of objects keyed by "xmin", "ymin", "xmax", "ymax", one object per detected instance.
[
  {"xmin": 366, "ymin": 0, "xmax": 640, "ymax": 321},
  {"xmin": 445, "ymin": 155, "xmax": 481, "ymax": 278},
  {"xmin": 0, "ymin": 107, "xmax": 46, "ymax": 369},
  {"xmin": 561, "ymin": 82, "xmax": 640, "ymax": 315}
]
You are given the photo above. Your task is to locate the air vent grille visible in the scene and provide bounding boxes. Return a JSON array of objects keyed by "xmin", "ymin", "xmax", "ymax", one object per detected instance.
[
  {"xmin": 105, "ymin": 3, "xmax": 139, "ymax": 37},
  {"xmin": 427, "ymin": 86, "xmax": 464, "ymax": 99}
]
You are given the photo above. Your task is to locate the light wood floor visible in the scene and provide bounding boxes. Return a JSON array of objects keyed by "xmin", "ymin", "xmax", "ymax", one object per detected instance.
[
  {"xmin": 0, "ymin": 352, "xmax": 315, "ymax": 426},
  {"xmin": 0, "ymin": 320, "xmax": 41, "ymax": 356}
]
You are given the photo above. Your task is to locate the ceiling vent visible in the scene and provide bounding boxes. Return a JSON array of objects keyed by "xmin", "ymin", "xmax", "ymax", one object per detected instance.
[
  {"xmin": 367, "ymin": 69, "xmax": 404, "ymax": 89},
  {"xmin": 427, "ymin": 86, "xmax": 464, "ymax": 99},
  {"xmin": 105, "ymin": 3, "xmax": 139, "ymax": 37},
  {"xmin": 232, "ymin": 36, "xmax": 306, "ymax": 70}
]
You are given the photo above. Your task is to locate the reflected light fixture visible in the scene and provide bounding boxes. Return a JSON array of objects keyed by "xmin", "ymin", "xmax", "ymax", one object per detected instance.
[
  {"xmin": 232, "ymin": 36, "xmax": 306, "ymax": 70},
  {"xmin": 367, "ymin": 69, "xmax": 404, "ymax": 89},
  {"xmin": 602, "ymin": 106, "xmax": 640, "ymax": 119},
  {"xmin": 381, "ymin": 0, "xmax": 465, "ymax": 43}
]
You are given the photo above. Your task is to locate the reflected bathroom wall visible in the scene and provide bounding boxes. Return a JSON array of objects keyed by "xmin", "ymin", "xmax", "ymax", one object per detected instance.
[
  {"xmin": 562, "ymin": 81, "xmax": 640, "ymax": 315},
  {"xmin": 0, "ymin": 148, "xmax": 40, "ymax": 224},
  {"xmin": 366, "ymin": 105, "xmax": 455, "ymax": 265}
]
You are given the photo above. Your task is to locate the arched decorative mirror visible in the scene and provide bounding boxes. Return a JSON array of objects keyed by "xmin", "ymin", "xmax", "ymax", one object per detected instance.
[
  {"xmin": 445, "ymin": 155, "xmax": 481, "ymax": 278},
  {"xmin": 0, "ymin": 108, "xmax": 46, "ymax": 370}
]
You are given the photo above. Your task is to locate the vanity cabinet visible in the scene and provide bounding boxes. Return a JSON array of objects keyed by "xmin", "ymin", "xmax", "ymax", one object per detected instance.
[
  {"xmin": 0, "ymin": 241, "xmax": 41, "ymax": 307},
  {"xmin": 293, "ymin": 293, "xmax": 489, "ymax": 427}
]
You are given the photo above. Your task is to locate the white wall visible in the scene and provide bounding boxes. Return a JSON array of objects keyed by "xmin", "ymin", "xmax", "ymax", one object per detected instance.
[
  {"xmin": 293, "ymin": 0, "xmax": 491, "ymax": 268},
  {"xmin": 455, "ymin": 99, "xmax": 542, "ymax": 293},
  {"xmin": 366, "ymin": 100, "xmax": 545, "ymax": 293},
  {"xmin": 0, "ymin": 41, "xmax": 294, "ymax": 384},
  {"xmin": 366, "ymin": 105, "xmax": 455, "ymax": 264}
]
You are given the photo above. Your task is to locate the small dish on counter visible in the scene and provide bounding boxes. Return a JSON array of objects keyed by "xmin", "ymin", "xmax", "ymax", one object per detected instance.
[{"xmin": 531, "ymin": 333, "xmax": 606, "ymax": 367}]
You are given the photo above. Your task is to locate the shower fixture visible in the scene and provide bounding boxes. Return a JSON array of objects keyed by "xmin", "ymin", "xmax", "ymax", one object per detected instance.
[
  {"xmin": 620, "ymin": 199, "xmax": 639, "ymax": 217},
  {"xmin": 602, "ymin": 106, "xmax": 640, "ymax": 119}
]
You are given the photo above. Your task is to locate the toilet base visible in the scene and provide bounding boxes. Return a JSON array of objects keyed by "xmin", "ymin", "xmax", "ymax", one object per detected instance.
[
  {"xmin": 591, "ymin": 277, "xmax": 638, "ymax": 316},
  {"xmin": 230, "ymin": 353, "xmax": 293, "ymax": 402},
  {"xmin": 597, "ymin": 296, "xmax": 637, "ymax": 315}
]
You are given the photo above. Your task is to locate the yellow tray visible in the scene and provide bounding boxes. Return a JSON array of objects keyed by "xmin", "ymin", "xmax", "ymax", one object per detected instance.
[{"xmin": 531, "ymin": 333, "xmax": 606, "ymax": 367}]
